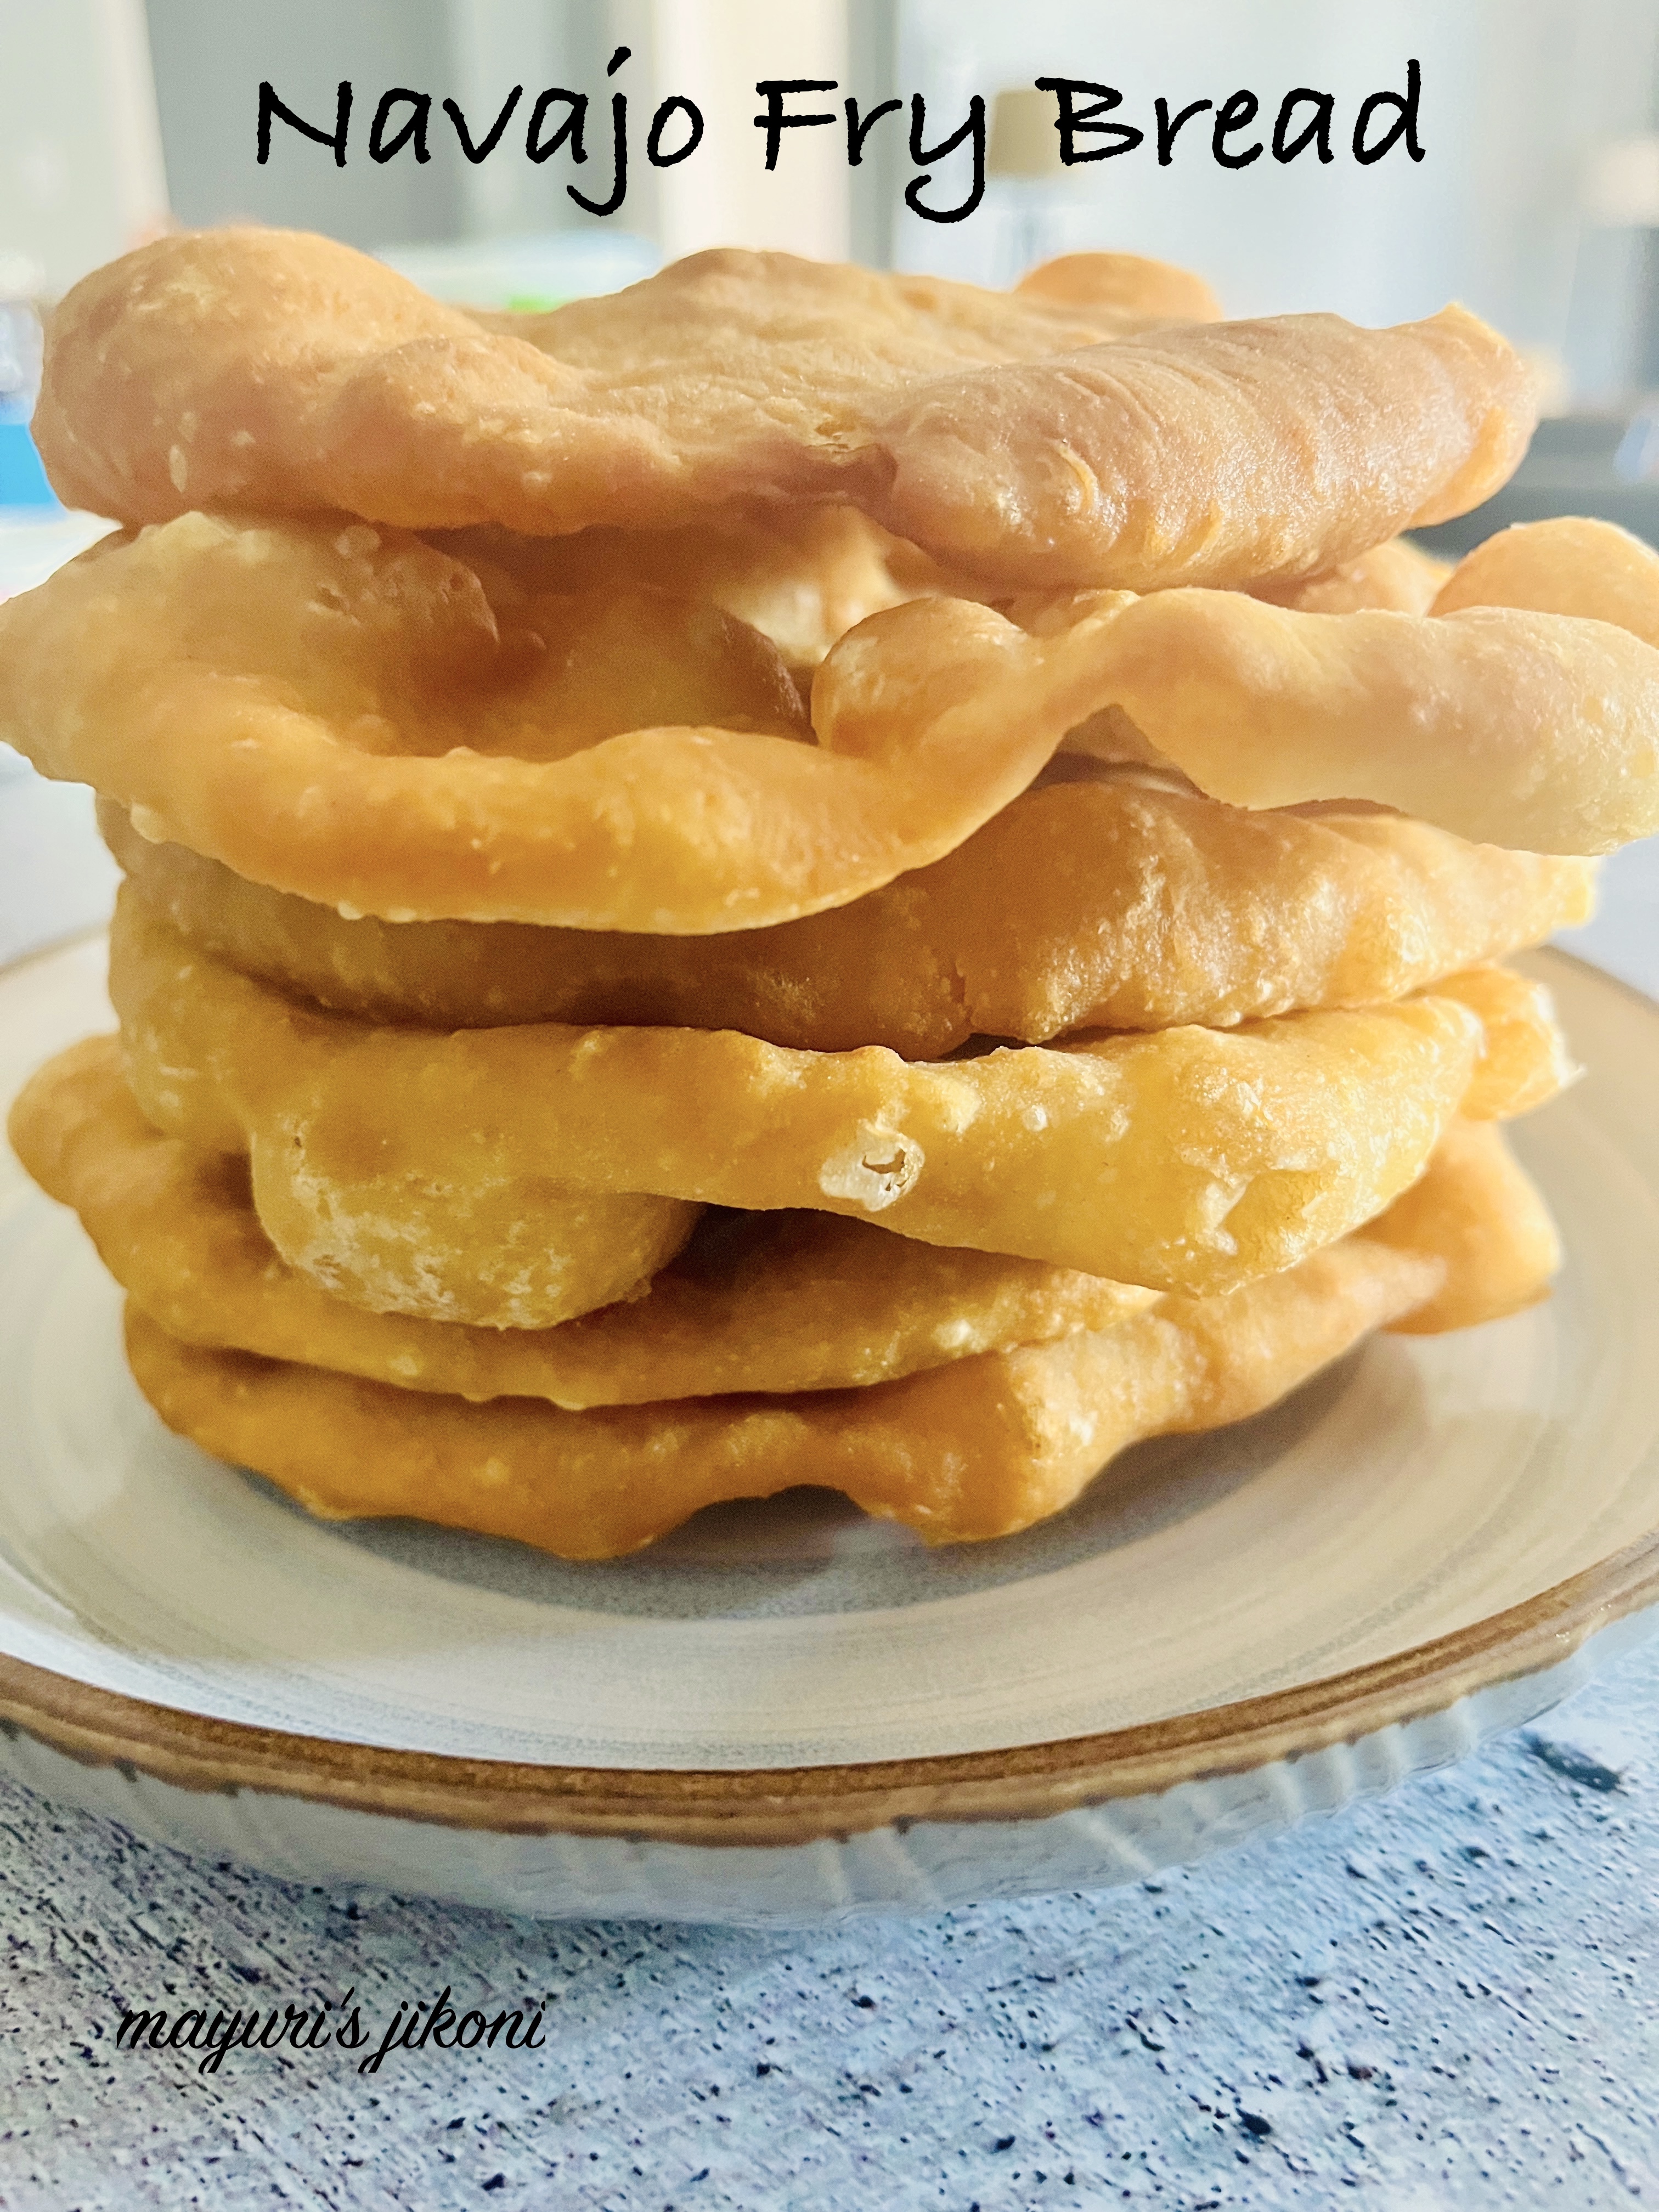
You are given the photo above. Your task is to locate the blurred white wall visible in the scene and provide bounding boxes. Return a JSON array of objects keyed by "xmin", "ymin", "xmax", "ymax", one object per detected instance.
[
  {"xmin": 145, "ymin": 0, "xmax": 463, "ymax": 249},
  {"xmin": 10, "ymin": 0, "xmax": 1659, "ymax": 406},
  {"xmin": 447, "ymin": 0, "xmax": 583, "ymax": 239},
  {"xmin": 619, "ymin": 0, "xmax": 849, "ymax": 261},
  {"xmin": 897, "ymin": 0, "xmax": 1659, "ymax": 403},
  {"xmin": 0, "ymin": 0, "xmax": 168, "ymax": 292}
]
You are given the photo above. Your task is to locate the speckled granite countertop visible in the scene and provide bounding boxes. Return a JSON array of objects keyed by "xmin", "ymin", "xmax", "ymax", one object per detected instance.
[
  {"xmin": 2, "ymin": 1640, "xmax": 1657, "ymax": 2209},
  {"xmin": 2, "ymin": 509, "xmax": 1658, "ymax": 2205}
]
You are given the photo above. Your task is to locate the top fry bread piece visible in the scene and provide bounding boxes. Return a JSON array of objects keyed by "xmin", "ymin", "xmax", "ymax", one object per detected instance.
[{"xmin": 35, "ymin": 229, "xmax": 1532, "ymax": 592}]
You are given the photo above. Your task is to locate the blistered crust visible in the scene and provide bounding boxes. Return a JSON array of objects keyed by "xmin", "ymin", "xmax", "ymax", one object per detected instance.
[
  {"xmin": 6, "ymin": 515, "xmax": 1654, "ymax": 951},
  {"xmin": 35, "ymin": 228, "xmax": 1529, "ymax": 590},
  {"xmin": 104, "ymin": 783, "xmax": 1596, "ymax": 1052},
  {"xmin": 10, "ymin": 1036, "xmax": 1153, "ymax": 1406},
  {"xmin": 109, "ymin": 898, "xmax": 1568, "ymax": 1312}
]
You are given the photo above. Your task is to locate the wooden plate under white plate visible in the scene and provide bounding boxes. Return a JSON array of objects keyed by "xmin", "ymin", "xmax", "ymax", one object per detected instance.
[{"xmin": 2, "ymin": 935, "xmax": 1657, "ymax": 1927}]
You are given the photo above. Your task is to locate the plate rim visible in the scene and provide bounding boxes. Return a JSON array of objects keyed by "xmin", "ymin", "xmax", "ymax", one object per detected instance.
[
  {"xmin": 0, "ymin": 1522, "xmax": 1654, "ymax": 1849},
  {"xmin": 2, "ymin": 1515, "xmax": 1655, "ymax": 1848},
  {"xmin": 3, "ymin": 943, "xmax": 1657, "ymax": 1849}
]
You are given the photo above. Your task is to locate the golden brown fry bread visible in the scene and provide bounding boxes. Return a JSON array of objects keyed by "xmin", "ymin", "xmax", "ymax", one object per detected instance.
[
  {"xmin": 0, "ymin": 516, "xmax": 1116, "ymax": 928},
  {"xmin": 35, "ymin": 233, "xmax": 1184, "ymax": 533},
  {"xmin": 1251, "ymin": 537, "xmax": 1452, "ymax": 615},
  {"xmin": 854, "ymin": 306, "xmax": 1531, "ymax": 591},
  {"xmin": 1034, "ymin": 584, "xmax": 1659, "ymax": 857},
  {"xmin": 18, "ymin": 1040, "xmax": 1551, "ymax": 1409},
  {"xmin": 36, "ymin": 228, "xmax": 1528, "ymax": 591},
  {"xmin": 108, "ymin": 950, "xmax": 703, "ymax": 1332},
  {"xmin": 1012, "ymin": 251, "xmax": 1223, "ymax": 323},
  {"xmin": 433, "ymin": 505, "xmax": 906, "ymax": 670},
  {"xmin": 110, "ymin": 898, "xmax": 1565, "ymax": 1308},
  {"xmin": 1423, "ymin": 964, "xmax": 1579, "ymax": 1119},
  {"xmin": 13, "ymin": 1036, "xmax": 1153, "ymax": 1405},
  {"xmin": 1375, "ymin": 1118, "xmax": 1560, "ymax": 1335},
  {"xmin": 13, "ymin": 524, "xmax": 1655, "ymax": 952},
  {"xmin": 104, "ymin": 784, "xmax": 1595, "ymax": 1052},
  {"xmin": 122, "ymin": 1234, "xmax": 1441, "ymax": 1555},
  {"xmin": 1431, "ymin": 514, "xmax": 1659, "ymax": 644}
]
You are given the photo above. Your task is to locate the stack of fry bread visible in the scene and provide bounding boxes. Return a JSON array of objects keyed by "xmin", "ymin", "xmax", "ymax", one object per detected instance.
[{"xmin": 6, "ymin": 229, "xmax": 1659, "ymax": 1559}]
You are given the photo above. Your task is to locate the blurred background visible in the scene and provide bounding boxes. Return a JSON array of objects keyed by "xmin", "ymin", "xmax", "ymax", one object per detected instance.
[
  {"xmin": 8, "ymin": 1, "xmax": 1659, "ymax": 385},
  {"xmin": 3, "ymin": 0, "xmax": 1659, "ymax": 969}
]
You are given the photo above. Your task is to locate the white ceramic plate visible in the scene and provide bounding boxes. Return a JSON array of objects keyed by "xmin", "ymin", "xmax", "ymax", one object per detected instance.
[{"xmin": 2, "ymin": 936, "xmax": 1658, "ymax": 1926}]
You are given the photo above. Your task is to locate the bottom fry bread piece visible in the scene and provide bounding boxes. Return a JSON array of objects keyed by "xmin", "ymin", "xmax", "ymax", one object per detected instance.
[
  {"xmin": 122, "ymin": 1237, "xmax": 1442, "ymax": 1556},
  {"xmin": 1375, "ymin": 1116, "xmax": 1560, "ymax": 1334}
]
